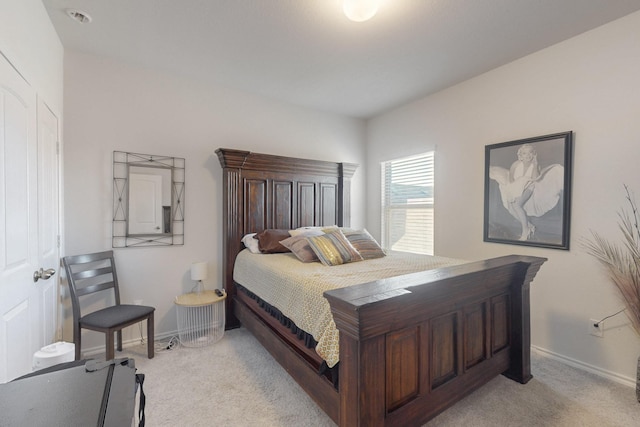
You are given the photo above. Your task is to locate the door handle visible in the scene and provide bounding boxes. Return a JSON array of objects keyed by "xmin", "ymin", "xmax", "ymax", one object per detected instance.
[{"xmin": 33, "ymin": 268, "xmax": 56, "ymax": 283}]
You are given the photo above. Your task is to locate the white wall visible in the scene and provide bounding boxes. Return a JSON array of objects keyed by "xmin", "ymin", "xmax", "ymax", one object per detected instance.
[
  {"xmin": 367, "ymin": 11, "xmax": 640, "ymax": 383},
  {"xmin": 0, "ymin": 0, "xmax": 63, "ymax": 114},
  {"xmin": 63, "ymin": 51, "xmax": 366, "ymax": 349}
]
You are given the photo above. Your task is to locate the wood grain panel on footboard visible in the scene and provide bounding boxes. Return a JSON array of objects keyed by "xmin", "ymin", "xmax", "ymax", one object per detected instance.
[{"xmin": 386, "ymin": 327, "xmax": 420, "ymax": 412}]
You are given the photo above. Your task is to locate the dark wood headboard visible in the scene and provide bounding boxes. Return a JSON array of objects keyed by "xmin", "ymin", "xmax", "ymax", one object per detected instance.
[{"xmin": 216, "ymin": 148, "xmax": 358, "ymax": 328}]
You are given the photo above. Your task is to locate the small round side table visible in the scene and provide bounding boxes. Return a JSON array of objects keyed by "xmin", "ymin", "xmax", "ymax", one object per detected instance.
[{"xmin": 174, "ymin": 290, "xmax": 226, "ymax": 347}]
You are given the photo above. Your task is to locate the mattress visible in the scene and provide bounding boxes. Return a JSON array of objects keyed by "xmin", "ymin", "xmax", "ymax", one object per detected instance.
[{"xmin": 233, "ymin": 250, "xmax": 466, "ymax": 367}]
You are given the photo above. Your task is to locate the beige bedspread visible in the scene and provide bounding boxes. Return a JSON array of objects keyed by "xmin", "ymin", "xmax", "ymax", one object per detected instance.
[{"xmin": 233, "ymin": 250, "xmax": 466, "ymax": 367}]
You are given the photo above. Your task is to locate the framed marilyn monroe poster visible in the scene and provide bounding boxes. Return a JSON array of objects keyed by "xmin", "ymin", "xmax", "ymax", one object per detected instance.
[{"xmin": 484, "ymin": 131, "xmax": 573, "ymax": 250}]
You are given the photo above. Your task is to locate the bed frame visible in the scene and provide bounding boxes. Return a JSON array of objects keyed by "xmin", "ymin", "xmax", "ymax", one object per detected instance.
[{"xmin": 216, "ymin": 148, "xmax": 546, "ymax": 426}]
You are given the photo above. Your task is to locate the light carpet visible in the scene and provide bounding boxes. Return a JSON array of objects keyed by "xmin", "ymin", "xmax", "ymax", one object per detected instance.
[{"xmin": 121, "ymin": 328, "xmax": 640, "ymax": 426}]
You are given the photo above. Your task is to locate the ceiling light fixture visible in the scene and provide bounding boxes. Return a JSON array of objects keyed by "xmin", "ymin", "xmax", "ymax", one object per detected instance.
[
  {"xmin": 342, "ymin": 0, "xmax": 380, "ymax": 22},
  {"xmin": 66, "ymin": 9, "xmax": 92, "ymax": 24}
]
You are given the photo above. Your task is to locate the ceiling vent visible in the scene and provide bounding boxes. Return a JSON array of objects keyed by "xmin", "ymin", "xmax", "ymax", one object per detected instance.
[{"xmin": 66, "ymin": 9, "xmax": 92, "ymax": 24}]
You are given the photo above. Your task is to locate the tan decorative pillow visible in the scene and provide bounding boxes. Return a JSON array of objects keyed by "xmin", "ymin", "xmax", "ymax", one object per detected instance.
[
  {"xmin": 280, "ymin": 229, "xmax": 325, "ymax": 262},
  {"xmin": 342, "ymin": 229, "xmax": 386, "ymax": 260},
  {"xmin": 255, "ymin": 229, "xmax": 292, "ymax": 253},
  {"xmin": 306, "ymin": 230, "xmax": 363, "ymax": 266}
]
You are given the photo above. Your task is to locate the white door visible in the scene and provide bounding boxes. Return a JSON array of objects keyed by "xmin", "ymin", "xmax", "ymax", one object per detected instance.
[
  {"xmin": 129, "ymin": 173, "xmax": 163, "ymax": 234},
  {"xmin": 36, "ymin": 98, "xmax": 60, "ymax": 347},
  {"xmin": 0, "ymin": 54, "xmax": 59, "ymax": 383}
]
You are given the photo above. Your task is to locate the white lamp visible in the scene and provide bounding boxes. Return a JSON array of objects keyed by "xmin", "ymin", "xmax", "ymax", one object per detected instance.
[
  {"xmin": 190, "ymin": 262, "xmax": 208, "ymax": 293},
  {"xmin": 342, "ymin": 0, "xmax": 381, "ymax": 22}
]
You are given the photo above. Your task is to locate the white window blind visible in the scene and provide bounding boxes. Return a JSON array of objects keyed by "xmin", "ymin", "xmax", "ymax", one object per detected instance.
[{"xmin": 381, "ymin": 152, "xmax": 434, "ymax": 255}]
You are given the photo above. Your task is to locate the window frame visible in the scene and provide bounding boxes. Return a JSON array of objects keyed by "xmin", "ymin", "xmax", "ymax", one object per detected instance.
[{"xmin": 381, "ymin": 151, "xmax": 435, "ymax": 255}]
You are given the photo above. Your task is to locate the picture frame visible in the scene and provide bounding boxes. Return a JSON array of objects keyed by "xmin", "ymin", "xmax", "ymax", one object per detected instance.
[{"xmin": 484, "ymin": 131, "xmax": 573, "ymax": 250}]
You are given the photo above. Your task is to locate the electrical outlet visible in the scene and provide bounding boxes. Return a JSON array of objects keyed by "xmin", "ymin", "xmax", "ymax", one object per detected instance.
[
  {"xmin": 589, "ymin": 319, "xmax": 604, "ymax": 337},
  {"xmin": 134, "ymin": 299, "xmax": 143, "ymax": 306}
]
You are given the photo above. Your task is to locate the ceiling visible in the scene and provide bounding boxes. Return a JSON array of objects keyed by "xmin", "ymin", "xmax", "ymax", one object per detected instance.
[{"xmin": 42, "ymin": 0, "xmax": 640, "ymax": 118}]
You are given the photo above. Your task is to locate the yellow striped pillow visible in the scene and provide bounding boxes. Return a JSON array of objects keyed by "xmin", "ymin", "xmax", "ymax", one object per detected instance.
[{"xmin": 306, "ymin": 230, "xmax": 363, "ymax": 266}]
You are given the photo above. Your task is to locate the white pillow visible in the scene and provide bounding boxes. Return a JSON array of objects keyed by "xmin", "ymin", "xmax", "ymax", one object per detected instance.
[{"xmin": 241, "ymin": 233, "xmax": 261, "ymax": 254}]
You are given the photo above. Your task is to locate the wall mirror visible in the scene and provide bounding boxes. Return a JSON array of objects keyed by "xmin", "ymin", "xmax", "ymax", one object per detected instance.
[{"xmin": 113, "ymin": 151, "xmax": 185, "ymax": 247}]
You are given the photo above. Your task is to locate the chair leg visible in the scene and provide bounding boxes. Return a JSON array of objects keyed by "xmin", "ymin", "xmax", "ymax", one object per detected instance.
[
  {"xmin": 117, "ymin": 330, "xmax": 123, "ymax": 352},
  {"xmin": 147, "ymin": 313, "xmax": 154, "ymax": 359},
  {"xmin": 74, "ymin": 324, "xmax": 81, "ymax": 361},
  {"xmin": 106, "ymin": 332, "xmax": 115, "ymax": 361}
]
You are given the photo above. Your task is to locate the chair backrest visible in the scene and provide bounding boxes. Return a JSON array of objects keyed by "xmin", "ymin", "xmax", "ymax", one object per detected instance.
[{"xmin": 62, "ymin": 250, "xmax": 122, "ymax": 320}]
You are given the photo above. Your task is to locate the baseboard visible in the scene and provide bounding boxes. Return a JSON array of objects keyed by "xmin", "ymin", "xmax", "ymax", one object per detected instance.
[
  {"xmin": 81, "ymin": 330, "xmax": 180, "ymax": 358},
  {"xmin": 532, "ymin": 345, "xmax": 635, "ymax": 389},
  {"xmin": 81, "ymin": 336, "xmax": 638, "ymax": 389}
]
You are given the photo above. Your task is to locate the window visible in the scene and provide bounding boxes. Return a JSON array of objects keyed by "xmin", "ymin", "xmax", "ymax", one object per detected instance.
[{"xmin": 381, "ymin": 152, "xmax": 434, "ymax": 255}]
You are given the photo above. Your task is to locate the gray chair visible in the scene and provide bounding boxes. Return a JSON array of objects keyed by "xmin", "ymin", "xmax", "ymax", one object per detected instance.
[{"xmin": 62, "ymin": 250, "xmax": 155, "ymax": 361}]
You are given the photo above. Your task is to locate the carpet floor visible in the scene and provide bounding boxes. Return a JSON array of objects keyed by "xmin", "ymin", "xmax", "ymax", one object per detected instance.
[{"xmin": 121, "ymin": 327, "xmax": 640, "ymax": 426}]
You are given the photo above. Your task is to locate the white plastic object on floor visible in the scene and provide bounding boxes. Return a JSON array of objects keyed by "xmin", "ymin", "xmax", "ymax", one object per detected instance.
[{"xmin": 32, "ymin": 341, "xmax": 75, "ymax": 371}]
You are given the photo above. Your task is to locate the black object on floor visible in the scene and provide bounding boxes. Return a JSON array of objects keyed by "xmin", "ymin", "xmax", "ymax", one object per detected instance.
[{"xmin": 0, "ymin": 358, "xmax": 141, "ymax": 427}]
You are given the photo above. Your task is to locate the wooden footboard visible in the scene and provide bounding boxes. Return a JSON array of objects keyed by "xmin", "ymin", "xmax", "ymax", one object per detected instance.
[
  {"xmin": 233, "ymin": 255, "xmax": 545, "ymax": 427},
  {"xmin": 325, "ymin": 255, "xmax": 546, "ymax": 426}
]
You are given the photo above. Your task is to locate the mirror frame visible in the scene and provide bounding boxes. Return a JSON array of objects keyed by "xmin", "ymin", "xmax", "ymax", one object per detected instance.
[{"xmin": 113, "ymin": 151, "xmax": 185, "ymax": 247}]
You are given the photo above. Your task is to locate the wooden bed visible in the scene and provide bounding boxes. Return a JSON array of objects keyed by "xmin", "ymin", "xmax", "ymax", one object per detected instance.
[{"xmin": 216, "ymin": 148, "xmax": 546, "ymax": 426}]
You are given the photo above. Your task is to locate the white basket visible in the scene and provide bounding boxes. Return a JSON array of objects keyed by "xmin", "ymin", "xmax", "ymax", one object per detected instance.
[{"xmin": 175, "ymin": 290, "xmax": 226, "ymax": 347}]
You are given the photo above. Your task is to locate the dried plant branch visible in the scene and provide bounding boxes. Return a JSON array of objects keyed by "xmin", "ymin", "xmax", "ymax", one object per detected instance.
[{"xmin": 583, "ymin": 186, "xmax": 640, "ymax": 338}]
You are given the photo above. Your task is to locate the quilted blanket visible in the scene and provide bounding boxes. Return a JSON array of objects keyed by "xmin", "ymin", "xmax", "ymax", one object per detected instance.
[{"xmin": 233, "ymin": 250, "xmax": 466, "ymax": 367}]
